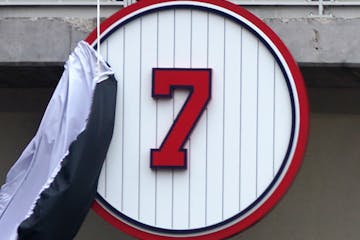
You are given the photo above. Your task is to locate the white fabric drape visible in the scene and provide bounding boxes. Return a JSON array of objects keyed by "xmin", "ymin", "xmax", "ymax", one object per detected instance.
[{"xmin": 0, "ymin": 41, "xmax": 113, "ymax": 239}]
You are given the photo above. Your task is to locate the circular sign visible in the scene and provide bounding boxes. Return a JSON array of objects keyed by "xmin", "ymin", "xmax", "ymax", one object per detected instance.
[{"xmin": 86, "ymin": 0, "xmax": 309, "ymax": 239}]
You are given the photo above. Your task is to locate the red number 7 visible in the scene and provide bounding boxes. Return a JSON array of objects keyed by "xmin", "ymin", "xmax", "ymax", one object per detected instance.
[{"xmin": 151, "ymin": 68, "xmax": 211, "ymax": 169}]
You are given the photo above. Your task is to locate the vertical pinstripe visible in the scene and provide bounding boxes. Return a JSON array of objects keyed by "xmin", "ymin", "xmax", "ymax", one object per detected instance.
[
  {"xmin": 206, "ymin": 13, "xmax": 225, "ymax": 226},
  {"xmin": 171, "ymin": 10, "xmax": 176, "ymax": 229},
  {"xmin": 172, "ymin": 9, "xmax": 192, "ymax": 229},
  {"xmin": 257, "ymin": 43, "xmax": 276, "ymax": 193},
  {"xmin": 121, "ymin": 19, "xmax": 141, "ymax": 218},
  {"xmin": 98, "ymin": 9, "xmax": 293, "ymax": 230},
  {"xmin": 138, "ymin": 12, "xmax": 157, "ymax": 225},
  {"xmin": 221, "ymin": 18, "xmax": 226, "ymax": 221},
  {"xmin": 99, "ymin": 28, "xmax": 125, "ymax": 212},
  {"xmin": 273, "ymin": 59, "xmax": 276, "ymax": 177},
  {"xmin": 137, "ymin": 17, "xmax": 142, "ymax": 220},
  {"xmin": 156, "ymin": 10, "xmax": 175, "ymax": 228},
  {"xmin": 223, "ymin": 19, "xmax": 242, "ymax": 219},
  {"xmin": 188, "ymin": 11, "xmax": 193, "ymax": 228},
  {"xmin": 98, "ymin": 40, "xmax": 108, "ymax": 198},
  {"xmin": 239, "ymin": 26, "xmax": 243, "ymax": 212},
  {"xmin": 121, "ymin": 26, "xmax": 125, "ymax": 212},
  {"xmin": 240, "ymin": 28, "xmax": 258, "ymax": 210},
  {"xmin": 205, "ymin": 12, "xmax": 209, "ymax": 226},
  {"xmin": 187, "ymin": 11, "xmax": 209, "ymax": 228},
  {"xmin": 256, "ymin": 40, "xmax": 259, "ymax": 197},
  {"xmin": 155, "ymin": 12, "xmax": 159, "ymax": 226}
]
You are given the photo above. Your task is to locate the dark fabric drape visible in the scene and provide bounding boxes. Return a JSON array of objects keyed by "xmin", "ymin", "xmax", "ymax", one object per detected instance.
[{"xmin": 17, "ymin": 75, "xmax": 117, "ymax": 240}]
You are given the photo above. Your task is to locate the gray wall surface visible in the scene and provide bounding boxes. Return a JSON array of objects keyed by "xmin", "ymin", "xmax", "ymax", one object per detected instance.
[
  {"xmin": 0, "ymin": 85, "xmax": 359, "ymax": 239},
  {"xmin": 1, "ymin": 3, "xmax": 360, "ymax": 239},
  {"xmin": 1, "ymin": 5, "xmax": 360, "ymax": 66}
]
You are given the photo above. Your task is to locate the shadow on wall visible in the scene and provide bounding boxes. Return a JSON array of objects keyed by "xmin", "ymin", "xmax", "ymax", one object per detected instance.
[{"xmin": 0, "ymin": 67, "xmax": 359, "ymax": 240}]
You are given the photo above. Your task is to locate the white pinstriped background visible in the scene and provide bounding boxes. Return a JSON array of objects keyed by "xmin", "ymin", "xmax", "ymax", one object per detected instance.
[{"xmin": 96, "ymin": 6, "xmax": 295, "ymax": 231}]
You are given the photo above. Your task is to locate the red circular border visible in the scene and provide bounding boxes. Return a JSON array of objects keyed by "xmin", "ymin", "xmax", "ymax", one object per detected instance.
[{"xmin": 86, "ymin": 0, "xmax": 309, "ymax": 239}]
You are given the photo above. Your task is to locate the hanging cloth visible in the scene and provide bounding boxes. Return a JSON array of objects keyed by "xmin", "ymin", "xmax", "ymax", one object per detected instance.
[{"xmin": 0, "ymin": 41, "xmax": 116, "ymax": 240}]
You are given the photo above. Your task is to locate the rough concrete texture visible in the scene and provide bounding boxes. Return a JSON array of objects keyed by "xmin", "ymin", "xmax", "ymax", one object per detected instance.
[
  {"xmin": 0, "ymin": 18, "xmax": 93, "ymax": 63},
  {"xmin": 265, "ymin": 18, "xmax": 360, "ymax": 66},
  {"xmin": 0, "ymin": 16, "xmax": 360, "ymax": 65}
]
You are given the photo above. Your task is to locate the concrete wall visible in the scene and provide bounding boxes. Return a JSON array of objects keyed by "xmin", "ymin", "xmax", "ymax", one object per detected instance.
[
  {"xmin": 1, "ymin": 2, "xmax": 360, "ymax": 239},
  {"xmin": 0, "ymin": 85, "xmax": 359, "ymax": 239},
  {"xmin": 1, "ymin": 5, "xmax": 360, "ymax": 65}
]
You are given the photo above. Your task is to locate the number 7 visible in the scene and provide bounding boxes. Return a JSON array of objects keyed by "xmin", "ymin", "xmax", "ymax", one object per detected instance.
[{"xmin": 151, "ymin": 68, "xmax": 211, "ymax": 169}]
